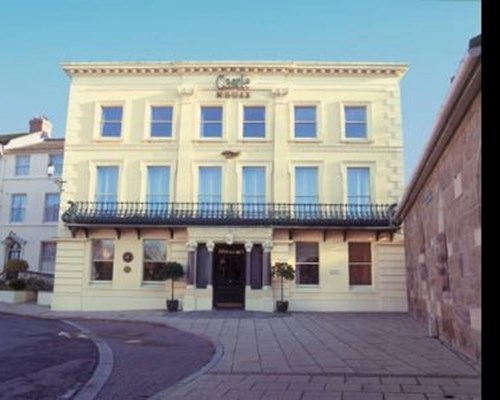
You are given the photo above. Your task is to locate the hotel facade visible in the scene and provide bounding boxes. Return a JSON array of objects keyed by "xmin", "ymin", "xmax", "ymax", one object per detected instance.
[{"xmin": 52, "ymin": 61, "xmax": 408, "ymax": 312}]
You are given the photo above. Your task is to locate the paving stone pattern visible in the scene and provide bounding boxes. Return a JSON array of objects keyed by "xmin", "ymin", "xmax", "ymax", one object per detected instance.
[{"xmin": 0, "ymin": 304, "xmax": 481, "ymax": 399}]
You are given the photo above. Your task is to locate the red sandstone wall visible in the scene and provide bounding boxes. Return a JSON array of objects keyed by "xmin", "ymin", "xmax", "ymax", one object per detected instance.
[{"xmin": 404, "ymin": 93, "xmax": 481, "ymax": 363}]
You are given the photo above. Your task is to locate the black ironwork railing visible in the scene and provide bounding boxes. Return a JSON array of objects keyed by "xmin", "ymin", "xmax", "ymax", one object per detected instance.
[{"xmin": 62, "ymin": 201, "xmax": 398, "ymax": 227}]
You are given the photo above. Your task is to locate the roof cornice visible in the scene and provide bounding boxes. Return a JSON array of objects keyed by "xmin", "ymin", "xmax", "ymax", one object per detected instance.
[{"xmin": 61, "ymin": 61, "xmax": 408, "ymax": 78}]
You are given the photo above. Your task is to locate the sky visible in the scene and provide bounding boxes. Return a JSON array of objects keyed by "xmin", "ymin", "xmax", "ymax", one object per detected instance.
[{"xmin": 0, "ymin": 0, "xmax": 480, "ymax": 182}]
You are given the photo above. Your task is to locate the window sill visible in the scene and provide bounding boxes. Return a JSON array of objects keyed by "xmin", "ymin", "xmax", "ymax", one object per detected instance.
[
  {"xmin": 340, "ymin": 138, "xmax": 373, "ymax": 144},
  {"xmin": 141, "ymin": 281, "xmax": 165, "ymax": 287},
  {"xmin": 293, "ymin": 285, "xmax": 321, "ymax": 291},
  {"xmin": 288, "ymin": 138, "xmax": 323, "ymax": 144},
  {"xmin": 238, "ymin": 138, "xmax": 271, "ymax": 143},
  {"xmin": 192, "ymin": 138, "xmax": 227, "ymax": 143},
  {"xmin": 93, "ymin": 137, "xmax": 124, "ymax": 143},
  {"xmin": 42, "ymin": 221, "xmax": 58, "ymax": 225},
  {"xmin": 89, "ymin": 281, "xmax": 113, "ymax": 286},
  {"xmin": 143, "ymin": 137, "xmax": 176, "ymax": 142},
  {"xmin": 349, "ymin": 285, "xmax": 375, "ymax": 292}
]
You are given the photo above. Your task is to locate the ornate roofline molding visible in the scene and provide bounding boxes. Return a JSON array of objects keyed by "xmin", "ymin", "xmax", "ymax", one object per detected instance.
[{"xmin": 61, "ymin": 62, "xmax": 408, "ymax": 78}]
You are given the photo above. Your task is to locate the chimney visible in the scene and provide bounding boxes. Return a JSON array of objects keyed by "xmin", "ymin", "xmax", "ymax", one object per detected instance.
[{"xmin": 29, "ymin": 116, "xmax": 53, "ymax": 136}]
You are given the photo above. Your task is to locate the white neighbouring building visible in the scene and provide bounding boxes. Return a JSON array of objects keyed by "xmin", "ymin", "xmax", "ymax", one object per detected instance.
[
  {"xmin": 52, "ymin": 61, "xmax": 408, "ymax": 312},
  {"xmin": 0, "ymin": 117, "xmax": 63, "ymax": 275}
]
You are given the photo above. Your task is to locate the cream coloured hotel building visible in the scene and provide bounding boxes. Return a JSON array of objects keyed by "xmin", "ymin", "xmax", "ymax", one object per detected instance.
[{"xmin": 52, "ymin": 61, "xmax": 408, "ymax": 312}]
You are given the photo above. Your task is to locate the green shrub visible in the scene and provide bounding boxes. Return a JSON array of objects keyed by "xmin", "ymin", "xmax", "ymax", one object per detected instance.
[
  {"xmin": 271, "ymin": 262, "xmax": 296, "ymax": 303},
  {"xmin": 8, "ymin": 279, "xmax": 27, "ymax": 291},
  {"xmin": 0, "ymin": 279, "xmax": 9, "ymax": 290},
  {"xmin": 158, "ymin": 261, "xmax": 185, "ymax": 301}
]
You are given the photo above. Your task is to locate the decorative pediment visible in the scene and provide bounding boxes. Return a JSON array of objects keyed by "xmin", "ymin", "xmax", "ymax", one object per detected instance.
[{"xmin": 1, "ymin": 231, "xmax": 27, "ymax": 245}]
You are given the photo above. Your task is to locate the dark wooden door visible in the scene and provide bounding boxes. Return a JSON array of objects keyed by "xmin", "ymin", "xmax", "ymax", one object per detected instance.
[{"xmin": 213, "ymin": 244, "xmax": 245, "ymax": 308}]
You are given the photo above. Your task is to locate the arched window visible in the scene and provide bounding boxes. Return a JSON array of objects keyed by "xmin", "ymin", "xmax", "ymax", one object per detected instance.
[{"xmin": 7, "ymin": 242, "xmax": 21, "ymax": 260}]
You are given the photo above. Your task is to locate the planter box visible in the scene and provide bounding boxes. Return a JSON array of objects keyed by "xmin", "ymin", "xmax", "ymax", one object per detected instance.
[
  {"xmin": 0, "ymin": 290, "xmax": 37, "ymax": 303},
  {"xmin": 37, "ymin": 291, "xmax": 53, "ymax": 306}
]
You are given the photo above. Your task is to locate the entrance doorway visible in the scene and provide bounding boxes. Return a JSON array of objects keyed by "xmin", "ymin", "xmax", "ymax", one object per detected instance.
[{"xmin": 213, "ymin": 244, "xmax": 245, "ymax": 309}]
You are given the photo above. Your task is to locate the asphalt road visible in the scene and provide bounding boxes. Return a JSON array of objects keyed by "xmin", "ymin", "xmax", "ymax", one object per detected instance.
[
  {"xmin": 0, "ymin": 313, "xmax": 97, "ymax": 400},
  {"xmin": 0, "ymin": 313, "xmax": 215, "ymax": 400}
]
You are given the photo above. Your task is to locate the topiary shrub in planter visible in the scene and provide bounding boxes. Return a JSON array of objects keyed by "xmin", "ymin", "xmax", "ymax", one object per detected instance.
[
  {"xmin": 4, "ymin": 259, "xmax": 29, "ymax": 280},
  {"xmin": 271, "ymin": 262, "xmax": 295, "ymax": 313},
  {"xmin": 158, "ymin": 261, "xmax": 185, "ymax": 312}
]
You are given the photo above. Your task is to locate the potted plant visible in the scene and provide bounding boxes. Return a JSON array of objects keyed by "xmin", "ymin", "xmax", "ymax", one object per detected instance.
[
  {"xmin": 271, "ymin": 262, "xmax": 295, "ymax": 313},
  {"xmin": 158, "ymin": 261, "xmax": 185, "ymax": 312}
]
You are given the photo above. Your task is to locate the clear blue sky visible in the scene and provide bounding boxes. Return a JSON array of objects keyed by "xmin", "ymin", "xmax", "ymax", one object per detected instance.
[{"xmin": 0, "ymin": 0, "xmax": 480, "ymax": 181}]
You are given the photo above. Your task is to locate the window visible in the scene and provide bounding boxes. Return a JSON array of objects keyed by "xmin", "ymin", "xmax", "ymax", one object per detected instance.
[
  {"xmin": 294, "ymin": 106, "xmax": 316, "ymax": 138},
  {"xmin": 345, "ymin": 106, "xmax": 367, "ymax": 138},
  {"xmin": 91, "ymin": 239, "xmax": 114, "ymax": 281},
  {"xmin": 96, "ymin": 166, "xmax": 118, "ymax": 203},
  {"xmin": 147, "ymin": 166, "xmax": 170, "ymax": 212},
  {"xmin": 49, "ymin": 154, "xmax": 63, "ymax": 176},
  {"xmin": 295, "ymin": 167, "xmax": 318, "ymax": 204},
  {"xmin": 7, "ymin": 242, "xmax": 21, "ymax": 260},
  {"xmin": 15, "ymin": 155, "xmax": 30, "ymax": 176},
  {"xmin": 143, "ymin": 240, "xmax": 167, "ymax": 281},
  {"xmin": 347, "ymin": 167, "xmax": 371, "ymax": 210},
  {"xmin": 10, "ymin": 194, "xmax": 27, "ymax": 222},
  {"xmin": 243, "ymin": 106, "xmax": 265, "ymax": 138},
  {"xmin": 101, "ymin": 106, "xmax": 123, "ymax": 137},
  {"xmin": 348, "ymin": 242, "xmax": 372, "ymax": 286},
  {"xmin": 40, "ymin": 242, "xmax": 57, "ymax": 273},
  {"xmin": 296, "ymin": 242, "xmax": 319, "ymax": 285},
  {"xmin": 199, "ymin": 167, "xmax": 222, "ymax": 214},
  {"xmin": 44, "ymin": 193, "xmax": 60, "ymax": 222},
  {"xmin": 201, "ymin": 106, "xmax": 223, "ymax": 138},
  {"xmin": 199, "ymin": 167, "xmax": 222, "ymax": 203},
  {"xmin": 243, "ymin": 167, "xmax": 265, "ymax": 203},
  {"xmin": 150, "ymin": 106, "xmax": 173, "ymax": 137},
  {"xmin": 243, "ymin": 167, "xmax": 266, "ymax": 216}
]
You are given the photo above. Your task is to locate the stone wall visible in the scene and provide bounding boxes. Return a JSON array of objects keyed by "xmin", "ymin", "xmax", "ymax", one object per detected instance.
[{"xmin": 404, "ymin": 93, "xmax": 481, "ymax": 363}]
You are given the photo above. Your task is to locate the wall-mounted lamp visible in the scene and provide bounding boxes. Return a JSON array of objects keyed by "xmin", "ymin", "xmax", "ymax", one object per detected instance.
[
  {"xmin": 221, "ymin": 150, "xmax": 241, "ymax": 159},
  {"xmin": 47, "ymin": 162, "xmax": 66, "ymax": 190}
]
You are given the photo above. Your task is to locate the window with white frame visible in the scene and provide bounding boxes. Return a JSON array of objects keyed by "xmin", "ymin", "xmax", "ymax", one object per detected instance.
[
  {"xmin": 101, "ymin": 106, "xmax": 123, "ymax": 137},
  {"xmin": 44, "ymin": 193, "xmax": 60, "ymax": 222},
  {"xmin": 40, "ymin": 242, "xmax": 57, "ymax": 273},
  {"xmin": 96, "ymin": 166, "xmax": 118, "ymax": 203},
  {"xmin": 344, "ymin": 106, "xmax": 367, "ymax": 139},
  {"xmin": 243, "ymin": 167, "xmax": 265, "ymax": 216},
  {"xmin": 49, "ymin": 154, "xmax": 63, "ymax": 176},
  {"xmin": 201, "ymin": 106, "xmax": 223, "ymax": 138},
  {"xmin": 243, "ymin": 106, "xmax": 265, "ymax": 138},
  {"xmin": 348, "ymin": 242, "xmax": 372, "ymax": 286},
  {"xmin": 10, "ymin": 194, "xmax": 27, "ymax": 222},
  {"xmin": 147, "ymin": 166, "xmax": 170, "ymax": 212},
  {"xmin": 296, "ymin": 242, "xmax": 319, "ymax": 285},
  {"xmin": 242, "ymin": 167, "xmax": 265, "ymax": 203},
  {"xmin": 150, "ymin": 106, "xmax": 173, "ymax": 137},
  {"xmin": 143, "ymin": 240, "xmax": 167, "ymax": 281},
  {"xmin": 91, "ymin": 239, "xmax": 114, "ymax": 281},
  {"xmin": 199, "ymin": 167, "xmax": 222, "ymax": 203},
  {"xmin": 199, "ymin": 167, "xmax": 222, "ymax": 213},
  {"xmin": 295, "ymin": 167, "xmax": 319, "ymax": 204},
  {"xmin": 294, "ymin": 106, "xmax": 317, "ymax": 138},
  {"xmin": 347, "ymin": 167, "xmax": 371, "ymax": 205},
  {"xmin": 15, "ymin": 155, "xmax": 30, "ymax": 176}
]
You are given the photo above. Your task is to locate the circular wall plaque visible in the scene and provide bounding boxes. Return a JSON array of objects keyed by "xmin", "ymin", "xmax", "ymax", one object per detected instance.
[
  {"xmin": 123, "ymin": 252, "xmax": 133, "ymax": 262},
  {"xmin": 123, "ymin": 265, "xmax": 131, "ymax": 273}
]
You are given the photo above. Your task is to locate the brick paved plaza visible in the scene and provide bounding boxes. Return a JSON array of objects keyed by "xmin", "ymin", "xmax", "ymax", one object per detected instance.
[{"xmin": 0, "ymin": 304, "xmax": 481, "ymax": 399}]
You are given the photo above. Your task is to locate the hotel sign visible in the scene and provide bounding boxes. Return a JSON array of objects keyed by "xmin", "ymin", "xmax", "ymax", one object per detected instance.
[{"xmin": 216, "ymin": 74, "xmax": 250, "ymax": 98}]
